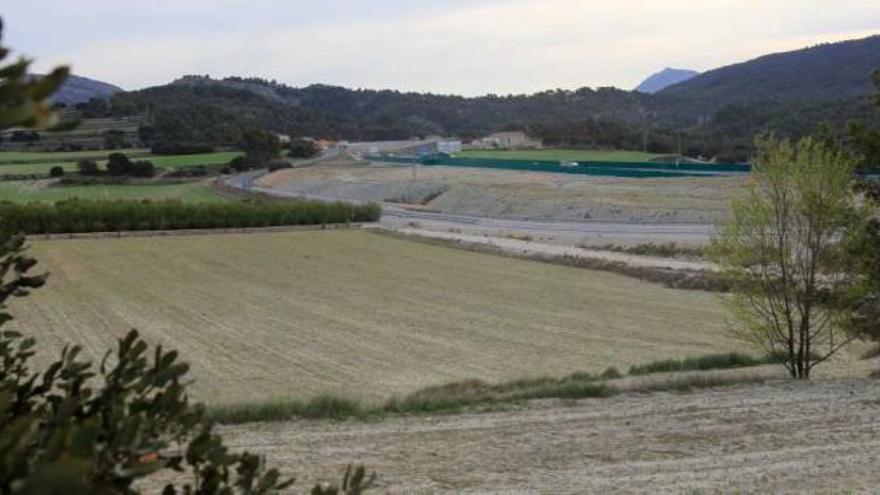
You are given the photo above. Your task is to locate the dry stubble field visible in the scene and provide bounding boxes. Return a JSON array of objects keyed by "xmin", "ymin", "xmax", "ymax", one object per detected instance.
[
  {"xmin": 205, "ymin": 379, "xmax": 880, "ymax": 493},
  {"xmin": 12, "ymin": 229, "xmax": 744, "ymax": 404}
]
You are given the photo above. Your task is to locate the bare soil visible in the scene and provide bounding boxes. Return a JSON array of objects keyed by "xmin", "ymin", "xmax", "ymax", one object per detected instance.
[{"xmin": 258, "ymin": 159, "xmax": 744, "ymax": 224}]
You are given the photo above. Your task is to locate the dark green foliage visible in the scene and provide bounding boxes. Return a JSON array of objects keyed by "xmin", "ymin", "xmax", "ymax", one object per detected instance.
[
  {"xmin": 628, "ymin": 352, "xmax": 777, "ymax": 376},
  {"xmin": 229, "ymin": 155, "xmax": 253, "ymax": 172},
  {"xmin": 76, "ymin": 158, "xmax": 100, "ymax": 176},
  {"xmin": 241, "ymin": 129, "xmax": 281, "ymax": 166},
  {"xmin": 288, "ymin": 138, "xmax": 320, "ymax": 158},
  {"xmin": 129, "ymin": 159, "xmax": 156, "ymax": 177},
  {"xmin": 48, "ymin": 165, "xmax": 64, "ymax": 177},
  {"xmin": 82, "ymin": 154, "xmax": 152, "ymax": 178},
  {"xmin": 0, "ymin": 198, "xmax": 381, "ymax": 234},
  {"xmin": 106, "ymin": 152, "xmax": 132, "ymax": 176}
]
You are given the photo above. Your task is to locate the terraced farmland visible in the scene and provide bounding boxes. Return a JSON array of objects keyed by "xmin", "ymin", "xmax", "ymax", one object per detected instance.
[{"xmin": 10, "ymin": 229, "xmax": 744, "ymax": 404}]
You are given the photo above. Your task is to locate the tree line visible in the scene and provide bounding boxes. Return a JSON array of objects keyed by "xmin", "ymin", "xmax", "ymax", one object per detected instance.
[
  {"xmin": 73, "ymin": 68, "xmax": 880, "ymax": 163},
  {"xmin": 0, "ymin": 198, "xmax": 380, "ymax": 234}
]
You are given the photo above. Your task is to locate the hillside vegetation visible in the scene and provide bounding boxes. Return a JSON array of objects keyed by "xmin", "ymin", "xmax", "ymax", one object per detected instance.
[
  {"xmin": 660, "ymin": 35, "xmax": 880, "ymax": 107},
  {"xmin": 73, "ymin": 34, "xmax": 880, "ymax": 161}
]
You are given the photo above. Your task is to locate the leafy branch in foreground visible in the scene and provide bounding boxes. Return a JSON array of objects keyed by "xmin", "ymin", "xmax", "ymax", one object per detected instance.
[
  {"xmin": 0, "ymin": 18, "xmax": 68, "ymax": 130},
  {"xmin": 0, "ymin": 15, "xmax": 373, "ymax": 493},
  {"xmin": 0, "ymin": 241, "xmax": 375, "ymax": 494}
]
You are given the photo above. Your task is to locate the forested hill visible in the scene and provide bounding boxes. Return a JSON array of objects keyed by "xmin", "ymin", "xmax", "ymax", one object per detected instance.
[
  {"xmin": 659, "ymin": 35, "xmax": 880, "ymax": 108},
  {"xmin": 102, "ymin": 76, "xmax": 654, "ymax": 143},
  {"xmin": 80, "ymin": 34, "xmax": 880, "ymax": 161}
]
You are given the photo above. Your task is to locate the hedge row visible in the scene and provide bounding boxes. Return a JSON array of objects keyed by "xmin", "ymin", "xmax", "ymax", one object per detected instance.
[{"xmin": 0, "ymin": 199, "xmax": 381, "ymax": 234}]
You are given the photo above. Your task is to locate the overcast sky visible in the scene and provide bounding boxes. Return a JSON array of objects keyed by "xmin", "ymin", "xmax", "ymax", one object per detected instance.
[{"xmin": 5, "ymin": 0, "xmax": 880, "ymax": 95}]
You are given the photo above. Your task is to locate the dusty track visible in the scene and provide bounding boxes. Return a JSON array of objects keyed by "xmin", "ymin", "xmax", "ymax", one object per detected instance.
[{"xmin": 212, "ymin": 379, "xmax": 880, "ymax": 493}]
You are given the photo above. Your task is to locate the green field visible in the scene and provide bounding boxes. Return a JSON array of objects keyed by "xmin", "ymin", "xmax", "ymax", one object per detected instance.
[
  {"xmin": 456, "ymin": 149, "xmax": 661, "ymax": 163},
  {"xmin": 0, "ymin": 149, "xmax": 150, "ymax": 164},
  {"xmin": 0, "ymin": 151, "xmax": 243, "ymax": 176},
  {"xmin": 0, "ymin": 180, "xmax": 224, "ymax": 203},
  {"xmin": 147, "ymin": 151, "xmax": 243, "ymax": 168}
]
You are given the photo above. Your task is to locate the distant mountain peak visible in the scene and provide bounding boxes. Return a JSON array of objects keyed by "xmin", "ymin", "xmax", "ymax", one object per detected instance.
[
  {"xmin": 635, "ymin": 68, "xmax": 699, "ymax": 94},
  {"xmin": 47, "ymin": 74, "xmax": 122, "ymax": 105}
]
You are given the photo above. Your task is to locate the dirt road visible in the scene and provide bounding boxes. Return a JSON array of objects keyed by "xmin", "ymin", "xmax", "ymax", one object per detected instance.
[{"xmin": 214, "ymin": 379, "xmax": 880, "ymax": 493}]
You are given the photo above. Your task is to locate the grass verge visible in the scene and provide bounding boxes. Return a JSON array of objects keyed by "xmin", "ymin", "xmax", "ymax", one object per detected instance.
[
  {"xmin": 206, "ymin": 357, "xmax": 772, "ymax": 425},
  {"xmin": 628, "ymin": 352, "xmax": 778, "ymax": 376}
]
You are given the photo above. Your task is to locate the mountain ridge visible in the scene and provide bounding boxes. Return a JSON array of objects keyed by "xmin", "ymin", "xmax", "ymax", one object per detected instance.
[
  {"xmin": 635, "ymin": 68, "xmax": 699, "ymax": 94},
  {"xmin": 659, "ymin": 34, "xmax": 880, "ymax": 109},
  {"xmin": 50, "ymin": 74, "xmax": 123, "ymax": 105}
]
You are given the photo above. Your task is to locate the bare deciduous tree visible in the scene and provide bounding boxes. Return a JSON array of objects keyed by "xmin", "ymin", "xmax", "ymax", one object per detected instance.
[{"xmin": 710, "ymin": 135, "xmax": 863, "ymax": 379}]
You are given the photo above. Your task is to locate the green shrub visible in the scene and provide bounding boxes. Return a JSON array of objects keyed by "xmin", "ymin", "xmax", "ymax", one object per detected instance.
[
  {"xmin": 48, "ymin": 165, "xmax": 64, "ymax": 177},
  {"xmin": 76, "ymin": 158, "xmax": 100, "ymax": 176},
  {"xmin": 130, "ymin": 159, "xmax": 156, "ymax": 177},
  {"xmin": 229, "ymin": 155, "xmax": 253, "ymax": 172},
  {"xmin": 106, "ymin": 152, "xmax": 132, "ymax": 176},
  {"xmin": 0, "ymin": 198, "xmax": 382, "ymax": 234}
]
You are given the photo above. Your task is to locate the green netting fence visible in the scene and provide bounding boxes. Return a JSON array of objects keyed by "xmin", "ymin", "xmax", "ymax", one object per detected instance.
[{"xmin": 366, "ymin": 154, "xmax": 750, "ymax": 178}]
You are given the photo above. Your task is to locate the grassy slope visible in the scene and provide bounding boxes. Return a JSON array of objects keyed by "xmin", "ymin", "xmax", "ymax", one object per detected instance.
[
  {"xmin": 456, "ymin": 149, "xmax": 661, "ymax": 163},
  {"xmin": 0, "ymin": 180, "xmax": 224, "ymax": 203},
  {"xmin": 10, "ymin": 230, "xmax": 739, "ymax": 404}
]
